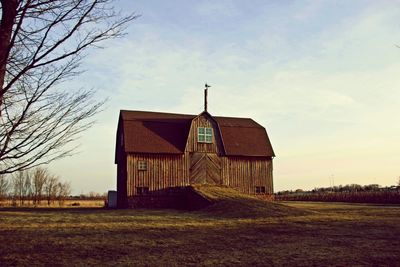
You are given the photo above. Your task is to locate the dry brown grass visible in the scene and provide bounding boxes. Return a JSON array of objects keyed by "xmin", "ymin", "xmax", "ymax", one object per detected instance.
[
  {"xmin": 0, "ymin": 197, "xmax": 399, "ymax": 266},
  {"xmin": 193, "ymin": 184, "xmax": 309, "ymax": 218},
  {"xmin": 0, "ymin": 199, "xmax": 104, "ymax": 208}
]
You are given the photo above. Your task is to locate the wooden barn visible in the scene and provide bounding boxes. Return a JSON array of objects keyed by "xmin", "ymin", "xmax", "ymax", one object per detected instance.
[{"xmin": 115, "ymin": 88, "xmax": 275, "ymax": 208}]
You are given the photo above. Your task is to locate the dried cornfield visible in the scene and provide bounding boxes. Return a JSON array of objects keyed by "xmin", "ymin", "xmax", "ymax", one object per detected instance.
[{"xmin": 275, "ymin": 191, "xmax": 400, "ymax": 204}]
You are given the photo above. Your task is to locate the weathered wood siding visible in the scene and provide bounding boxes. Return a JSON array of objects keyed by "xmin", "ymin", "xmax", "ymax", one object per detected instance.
[
  {"xmin": 116, "ymin": 153, "xmax": 127, "ymax": 207},
  {"xmin": 124, "ymin": 154, "xmax": 273, "ymax": 196},
  {"xmin": 126, "ymin": 154, "xmax": 189, "ymax": 196},
  {"xmin": 185, "ymin": 113, "xmax": 223, "ymax": 154},
  {"xmin": 185, "ymin": 113, "xmax": 224, "ymax": 185},
  {"xmin": 222, "ymin": 157, "xmax": 273, "ymax": 194},
  {"xmin": 189, "ymin": 152, "xmax": 222, "ymax": 184}
]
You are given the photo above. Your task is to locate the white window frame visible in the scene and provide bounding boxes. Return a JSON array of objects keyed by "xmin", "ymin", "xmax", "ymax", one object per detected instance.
[
  {"xmin": 198, "ymin": 127, "xmax": 213, "ymax": 143},
  {"xmin": 138, "ymin": 161, "xmax": 147, "ymax": 171}
]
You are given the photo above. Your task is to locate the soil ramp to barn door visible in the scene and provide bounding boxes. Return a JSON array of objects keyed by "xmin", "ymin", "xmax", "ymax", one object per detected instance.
[{"xmin": 190, "ymin": 185, "xmax": 310, "ymax": 218}]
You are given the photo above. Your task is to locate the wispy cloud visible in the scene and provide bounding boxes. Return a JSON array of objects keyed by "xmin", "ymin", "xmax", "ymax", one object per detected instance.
[{"xmin": 195, "ymin": 0, "xmax": 239, "ymax": 18}]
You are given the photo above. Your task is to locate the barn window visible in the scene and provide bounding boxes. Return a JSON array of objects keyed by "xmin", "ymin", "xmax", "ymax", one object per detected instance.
[
  {"xmin": 255, "ymin": 186, "xmax": 266, "ymax": 194},
  {"xmin": 198, "ymin": 127, "xmax": 212, "ymax": 143},
  {"xmin": 138, "ymin": 161, "xmax": 147, "ymax": 171},
  {"xmin": 136, "ymin": 187, "xmax": 149, "ymax": 195}
]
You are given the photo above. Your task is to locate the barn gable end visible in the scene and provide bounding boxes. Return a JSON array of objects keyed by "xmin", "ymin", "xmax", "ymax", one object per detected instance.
[
  {"xmin": 185, "ymin": 112, "xmax": 225, "ymax": 185},
  {"xmin": 185, "ymin": 112, "xmax": 224, "ymax": 154}
]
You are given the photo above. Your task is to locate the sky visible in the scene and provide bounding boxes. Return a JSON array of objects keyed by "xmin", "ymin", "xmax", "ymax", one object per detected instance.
[{"xmin": 49, "ymin": 0, "xmax": 400, "ymax": 194}]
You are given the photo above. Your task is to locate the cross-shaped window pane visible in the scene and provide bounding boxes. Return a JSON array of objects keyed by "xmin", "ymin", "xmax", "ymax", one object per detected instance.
[{"xmin": 198, "ymin": 127, "xmax": 212, "ymax": 143}]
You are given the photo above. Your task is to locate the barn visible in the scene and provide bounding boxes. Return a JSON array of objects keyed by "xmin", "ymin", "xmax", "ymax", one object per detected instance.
[{"xmin": 115, "ymin": 89, "xmax": 275, "ymax": 208}]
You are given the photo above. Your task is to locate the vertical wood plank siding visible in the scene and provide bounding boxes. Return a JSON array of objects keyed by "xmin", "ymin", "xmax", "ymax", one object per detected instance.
[
  {"xmin": 125, "ymin": 154, "xmax": 273, "ymax": 197},
  {"xmin": 127, "ymin": 154, "xmax": 190, "ymax": 196},
  {"xmin": 222, "ymin": 157, "xmax": 273, "ymax": 194}
]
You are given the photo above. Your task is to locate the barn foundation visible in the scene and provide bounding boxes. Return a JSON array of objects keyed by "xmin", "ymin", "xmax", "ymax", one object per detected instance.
[{"xmin": 126, "ymin": 186, "xmax": 212, "ymax": 210}]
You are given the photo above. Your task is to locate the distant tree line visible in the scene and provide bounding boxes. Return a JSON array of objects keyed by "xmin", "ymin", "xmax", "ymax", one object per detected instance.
[
  {"xmin": 71, "ymin": 191, "xmax": 107, "ymax": 200},
  {"xmin": 276, "ymin": 184, "xmax": 398, "ymax": 195},
  {"xmin": 275, "ymin": 183, "xmax": 400, "ymax": 204},
  {"xmin": 0, "ymin": 167, "xmax": 71, "ymax": 206}
]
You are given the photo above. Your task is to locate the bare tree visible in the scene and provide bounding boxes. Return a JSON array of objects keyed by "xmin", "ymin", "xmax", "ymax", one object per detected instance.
[
  {"xmin": 12, "ymin": 170, "xmax": 24, "ymax": 205},
  {"xmin": 32, "ymin": 167, "xmax": 47, "ymax": 205},
  {"xmin": 88, "ymin": 191, "xmax": 101, "ymax": 198},
  {"xmin": 0, "ymin": 1, "xmax": 137, "ymax": 174},
  {"xmin": 44, "ymin": 174, "xmax": 58, "ymax": 205},
  {"xmin": 22, "ymin": 170, "xmax": 32, "ymax": 202},
  {"xmin": 56, "ymin": 181, "xmax": 71, "ymax": 206},
  {"xmin": 0, "ymin": 174, "xmax": 9, "ymax": 200},
  {"xmin": 11, "ymin": 170, "xmax": 32, "ymax": 205}
]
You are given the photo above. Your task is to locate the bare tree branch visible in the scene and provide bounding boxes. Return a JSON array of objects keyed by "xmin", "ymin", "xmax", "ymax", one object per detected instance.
[{"xmin": 0, "ymin": 0, "xmax": 137, "ymax": 174}]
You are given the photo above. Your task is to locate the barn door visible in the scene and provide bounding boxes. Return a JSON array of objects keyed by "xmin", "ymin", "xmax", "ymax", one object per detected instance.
[{"xmin": 189, "ymin": 152, "xmax": 222, "ymax": 184}]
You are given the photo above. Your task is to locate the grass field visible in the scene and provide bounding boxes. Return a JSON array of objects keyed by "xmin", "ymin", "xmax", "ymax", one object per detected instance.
[
  {"xmin": 0, "ymin": 199, "xmax": 105, "ymax": 208},
  {"xmin": 1, "ymin": 189, "xmax": 400, "ymax": 266}
]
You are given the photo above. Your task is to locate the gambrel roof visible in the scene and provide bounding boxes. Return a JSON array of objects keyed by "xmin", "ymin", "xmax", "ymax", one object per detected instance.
[{"xmin": 115, "ymin": 110, "xmax": 275, "ymax": 162}]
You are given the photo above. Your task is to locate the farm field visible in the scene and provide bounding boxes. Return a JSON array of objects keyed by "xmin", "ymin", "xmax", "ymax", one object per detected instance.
[
  {"xmin": 0, "ymin": 199, "xmax": 105, "ymax": 208},
  {"xmin": 1, "ymin": 201, "xmax": 400, "ymax": 266}
]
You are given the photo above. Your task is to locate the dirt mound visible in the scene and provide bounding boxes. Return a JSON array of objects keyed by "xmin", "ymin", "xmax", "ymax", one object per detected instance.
[{"xmin": 191, "ymin": 185, "xmax": 309, "ymax": 218}]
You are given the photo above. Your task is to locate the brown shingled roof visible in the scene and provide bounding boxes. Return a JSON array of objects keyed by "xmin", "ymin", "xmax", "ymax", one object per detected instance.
[
  {"xmin": 117, "ymin": 110, "xmax": 275, "ymax": 158},
  {"xmin": 215, "ymin": 122, "xmax": 275, "ymax": 157},
  {"xmin": 120, "ymin": 110, "xmax": 193, "ymax": 154}
]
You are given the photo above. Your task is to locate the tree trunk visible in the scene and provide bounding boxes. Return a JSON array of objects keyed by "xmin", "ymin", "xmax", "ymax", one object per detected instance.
[{"xmin": 0, "ymin": 0, "xmax": 19, "ymax": 113}]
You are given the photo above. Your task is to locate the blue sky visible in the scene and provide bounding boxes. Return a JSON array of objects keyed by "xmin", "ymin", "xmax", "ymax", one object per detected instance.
[{"xmin": 50, "ymin": 0, "xmax": 400, "ymax": 194}]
